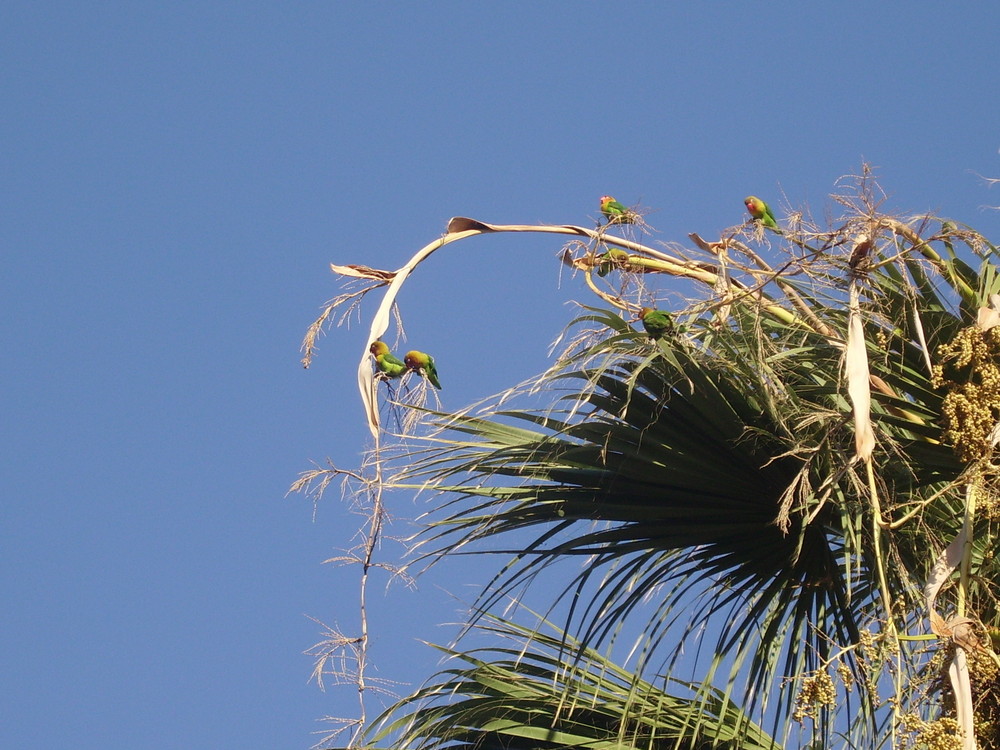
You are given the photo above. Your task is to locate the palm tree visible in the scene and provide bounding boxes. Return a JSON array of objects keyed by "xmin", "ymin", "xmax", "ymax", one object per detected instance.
[{"xmin": 309, "ymin": 173, "xmax": 1000, "ymax": 749}]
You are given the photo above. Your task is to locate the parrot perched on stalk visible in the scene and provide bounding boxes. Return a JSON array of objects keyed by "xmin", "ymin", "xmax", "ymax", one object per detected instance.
[
  {"xmin": 597, "ymin": 247, "xmax": 631, "ymax": 276},
  {"xmin": 638, "ymin": 307, "xmax": 674, "ymax": 340},
  {"xmin": 404, "ymin": 350, "xmax": 442, "ymax": 389},
  {"xmin": 370, "ymin": 341, "xmax": 407, "ymax": 378},
  {"xmin": 744, "ymin": 195, "xmax": 779, "ymax": 230},
  {"xmin": 600, "ymin": 195, "xmax": 635, "ymax": 224}
]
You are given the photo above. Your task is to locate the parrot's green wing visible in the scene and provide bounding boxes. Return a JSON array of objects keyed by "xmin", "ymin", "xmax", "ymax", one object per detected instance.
[
  {"xmin": 376, "ymin": 353, "xmax": 407, "ymax": 378},
  {"xmin": 640, "ymin": 309, "xmax": 674, "ymax": 340},
  {"xmin": 596, "ymin": 248, "xmax": 630, "ymax": 276},
  {"xmin": 424, "ymin": 357, "xmax": 442, "ymax": 389},
  {"xmin": 761, "ymin": 202, "xmax": 778, "ymax": 229}
]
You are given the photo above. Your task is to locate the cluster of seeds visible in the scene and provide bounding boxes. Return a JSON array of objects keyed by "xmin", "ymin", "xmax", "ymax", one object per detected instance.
[
  {"xmin": 927, "ymin": 640, "xmax": 1000, "ymax": 748},
  {"xmin": 933, "ymin": 325, "xmax": 1000, "ymax": 463},
  {"xmin": 836, "ymin": 661, "xmax": 855, "ymax": 693},
  {"xmin": 899, "ymin": 714, "xmax": 963, "ymax": 750},
  {"xmin": 979, "ymin": 473, "xmax": 1000, "ymax": 519},
  {"xmin": 966, "ymin": 646, "xmax": 1000, "ymax": 747},
  {"xmin": 792, "ymin": 670, "xmax": 836, "ymax": 722}
]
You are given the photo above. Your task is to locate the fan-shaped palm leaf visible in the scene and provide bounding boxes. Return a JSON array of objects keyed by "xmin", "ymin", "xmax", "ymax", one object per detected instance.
[{"xmin": 368, "ymin": 612, "xmax": 782, "ymax": 750}]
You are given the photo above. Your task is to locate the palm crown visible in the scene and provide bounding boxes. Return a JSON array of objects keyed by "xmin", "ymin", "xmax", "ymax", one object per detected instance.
[{"xmin": 310, "ymin": 175, "xmax": 1000, "ymax": 750}]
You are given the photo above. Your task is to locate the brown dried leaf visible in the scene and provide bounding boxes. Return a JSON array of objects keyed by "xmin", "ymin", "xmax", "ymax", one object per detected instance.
[
  {"xmin": 329, "ymin": 263, "xmax": 397, "ymax": 282},
  {"xmin": 446, "ymin": 216, "xmax": 495, "ymax": 233},
  {"xmin": 929, "ymin": 608, "xmax": 949, "ymax": 637},
  {"xmin": 848, "ymin": 233, "xmax": 874, "ymax": 270},
  {"xmin": 949, "ymin": 617, "xmax": 981, "ymax": 651},
  {"xmin": 560, "ymin": 248, "xmax": 583, "ymax": 269},
  {"xmin": 688, "ymin": 232, "xmax": 720, "ymax": 254}
]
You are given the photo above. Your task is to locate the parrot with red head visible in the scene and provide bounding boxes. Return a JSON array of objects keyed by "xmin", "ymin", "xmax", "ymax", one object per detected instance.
[
  {"xmin": 744, "ymin": 195, "xmax": 779, "ymax": 230},
  {"xmin": 600, "ymin": 195, "xmax": 635, "ymax": 224}
]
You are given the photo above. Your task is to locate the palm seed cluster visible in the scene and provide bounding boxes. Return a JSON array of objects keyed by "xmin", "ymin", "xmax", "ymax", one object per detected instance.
[
  {"xmin": 926, "ymin": 642, "xmax": 1000, "ymax": 749},
  {"xmin": 792, "ymin": 670, "xmax": 837, "ymax": 723},
  {"xmin": 933, "ymin": 324, "xmax": 1000, "ymax": 464},
  {"xmin": 966, "ymin": 647, "xmax": 1000, "ymax": 747},
  {"xmin": 899, "ymin": 713, "xmax": 964, "ymax": 750}
]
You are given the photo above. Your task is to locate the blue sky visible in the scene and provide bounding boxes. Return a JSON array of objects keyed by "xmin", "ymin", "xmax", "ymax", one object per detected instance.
[{"xmin": 3, "ymin": 3, "xmax": 1000, "ymax": 748}]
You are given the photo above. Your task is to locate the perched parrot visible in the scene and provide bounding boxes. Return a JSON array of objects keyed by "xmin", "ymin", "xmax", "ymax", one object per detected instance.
[
  {"xmin": 599, "ymin": 195, "xmax": 634, "ymax": 224},
  {"xmin": 404, "ymin": 350, "xmax": 442, "ymax": 389},
  {"xmin": 744, "ymin": 195, "xmax": 779, "ymax": 230},
  {"xmin": 369, "ymin": 340, "xmax": 406, "ymax": 378},
  {"xmin": 597, "ymin": 247, "xmax": 631, "ymax": 277},
  {"xmin": 638, "ymin": 307, "xmax": 674, "ymax": 340}
]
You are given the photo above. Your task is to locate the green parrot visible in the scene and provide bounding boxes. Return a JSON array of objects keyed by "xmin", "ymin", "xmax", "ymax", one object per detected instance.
[
  {"xmin": 600, "ymin": 195, "xmax": 634, "ymax": 224},
  {"xmin": 597, "ymin": 247, "xmax": 630, "ymax": 276},
  {"xmin": 404, "ymin": 350, "xmax": 442, "ymax": 389},
  {"xmin": 370, "ymin": 340, "xmax": 407, "ymax": 378},
  {"xmin": 744, "ymin": 195, "xmax": 779, "ymax": 230},
  {"xmin": 638, "ymin": 307, "xmax": 674, "ymax": 340}
]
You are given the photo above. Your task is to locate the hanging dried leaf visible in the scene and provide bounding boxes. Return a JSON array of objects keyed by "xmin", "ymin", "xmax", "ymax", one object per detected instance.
[
  {"xmin": 949, "ymin": 649, "xmax": 977, "ymax": 750},
  {"xmin": 923, "ymin": 521, "xmax": 977, "ymax": 749},
  {"xmin": 977, "ymin": 293, "xmax": 1000, "ymax": 330},
  {"xmin": 713, "ymin": 249, "xmax": 732, "ymax": 328},
  {"xmin": 846, "ymin": 284, "xmax": 875, "ymax": 460},
  {"xmin": 924, "ymin": 529, "xmax": 967, "ymax": 632},
  {"xmin": 910, "ymin": 304, "xmax": 934, "ymax": 376}
]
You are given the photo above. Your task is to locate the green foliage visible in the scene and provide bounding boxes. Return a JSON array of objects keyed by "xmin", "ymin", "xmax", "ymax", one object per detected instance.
[
  {"xmin": 350, "ymin": 178, "xmax": 1000, "ymax": 750},
  {"xmin": 370, "ymin": 613, "xmax": 781, "ymax": 750}
]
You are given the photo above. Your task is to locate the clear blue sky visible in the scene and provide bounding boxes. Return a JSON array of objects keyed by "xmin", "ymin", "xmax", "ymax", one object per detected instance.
[{"xmin": 3, "ymin": 3, "xmax": 1000, "ymax": 748}]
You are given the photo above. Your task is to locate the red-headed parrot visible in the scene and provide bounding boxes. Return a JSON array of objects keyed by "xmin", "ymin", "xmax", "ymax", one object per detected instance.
[
  {"xmin": 370, "ymin": 341, "xmax": 407, "ymax": 378},
  {"xmin": 744, "ymin": 195, "xmax": 779, "ymax": 230},
  {"xmin": 638, "ymin": 307, "xmax": 674, "ymax": 340},
  {"xmin": 404, "ymin": 350, "xmax": 441, "ymax": 389},
  {"xmin": 600, "ymin": 195, "xmax": 635, "ymax": 224}
]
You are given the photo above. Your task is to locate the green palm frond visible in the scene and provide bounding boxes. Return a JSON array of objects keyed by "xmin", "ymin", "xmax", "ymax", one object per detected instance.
[
  {"xmin": 397, "ymin": 329, "xmax": 869, "ymax": 726},
  {"xmin": 368, "ymin": 612, "xmax": 782, "ymax": 750},
  {"xmin": 360, "ymin": 205, "xmax": 1000, "ymax": 748}
]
